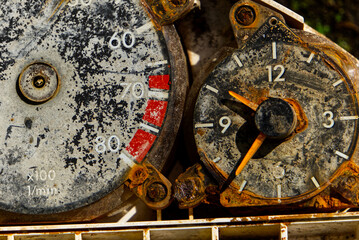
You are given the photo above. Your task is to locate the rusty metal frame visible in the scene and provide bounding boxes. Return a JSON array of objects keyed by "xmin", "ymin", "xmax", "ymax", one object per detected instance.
[{"xmin": 1, "ymin": 211, "xmax": 359, "ymax": 239}]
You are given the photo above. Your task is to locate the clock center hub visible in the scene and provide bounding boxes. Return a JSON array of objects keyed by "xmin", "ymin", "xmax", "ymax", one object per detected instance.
[{"xmin": 254, "ymin": 98, "xmax": 297, "ymax": 139}]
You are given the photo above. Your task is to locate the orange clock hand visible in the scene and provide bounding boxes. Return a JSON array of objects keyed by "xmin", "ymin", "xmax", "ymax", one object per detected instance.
[
  {"xmin": 235, "ymin": 132, "xmax": 266, "ymax": 176},
  {"xmin": 228, "ymin": 91, "xmax": 258, "ymax": 111}
]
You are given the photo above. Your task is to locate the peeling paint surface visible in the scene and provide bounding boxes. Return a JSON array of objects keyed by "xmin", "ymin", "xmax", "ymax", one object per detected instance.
[{"xmin": 0, "ymin": 0, "xmax": 172, "ymax": 214}]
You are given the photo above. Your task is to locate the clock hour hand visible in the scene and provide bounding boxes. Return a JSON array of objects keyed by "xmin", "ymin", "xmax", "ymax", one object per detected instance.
[
  {"xmin": 221, "ymin": 99, "xmax": 255, "ymax": 122},
  {"xmin": 228, "ymin": 91, "xmax": 258, "ymax": 111}
]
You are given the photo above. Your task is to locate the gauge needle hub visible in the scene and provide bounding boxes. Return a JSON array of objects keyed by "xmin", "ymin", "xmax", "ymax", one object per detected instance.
[{"xmin": 229, "ymin": 92, "xmax": 300, "ymax": 176}]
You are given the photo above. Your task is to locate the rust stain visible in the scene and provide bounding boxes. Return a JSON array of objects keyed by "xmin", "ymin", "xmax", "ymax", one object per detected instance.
[
  {"xmin": 141, "ymin": 0, "xmax": 196, "ymax": 26},
  {"xmin": 245, "ymin": 87, "xmax": 269, "ymax": 105},
  {"xmin": 127, "ymin": 165, "xmax": 149, "ymax": 188},
  {"xmin": 125, "ymin": 162, "xmax": 172, "ymax": 210},
  {"xmin": 174, "ymin": 164, "xmax": 208, "ymax": 209},
  {"xmin": 220, "ymin": 161, "xmax": 359, "ymax": 209},
  {"xmin": 196, "ymin": 129, "xmax": 206, "ymax": 136},
  {"xmin": 284, "ymin": 98, "xmax": 308, "ymax": 135}
]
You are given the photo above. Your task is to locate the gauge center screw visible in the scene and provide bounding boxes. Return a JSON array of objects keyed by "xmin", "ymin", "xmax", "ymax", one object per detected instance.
[
  {"xmin": 254, "ymin": 98, "xmax": 297, "ymax": 139},
  {"xmin": 33, "ymin": 75, "xmax": 46, "ymax": 88},
  {"xmin": 235, "ymin": 6, "xmax": 256, "ymax": 26},
  {"xmin": 18, "ymin": 62, "xmax": 60, "ymax": 104}
]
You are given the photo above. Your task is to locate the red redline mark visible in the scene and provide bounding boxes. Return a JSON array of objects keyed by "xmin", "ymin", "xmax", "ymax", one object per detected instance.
[
  {"xmin": 143, "ymin": 100, "xmax": 168, "ymax": 127},
  {"xmin": 126, "ymin": 129, "xmax": 157, "ymax": 163},
  {"xmin": 149, "ymin": 75, "xmax": 170, "ymax": 90}
]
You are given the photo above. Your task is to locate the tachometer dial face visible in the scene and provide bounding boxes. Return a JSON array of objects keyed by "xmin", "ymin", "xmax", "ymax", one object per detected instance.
[
  {"xmin": 0, "ymin": 0, "xmax": 182, "ymax": 214},
  {"xmin": 193, "ymin": 39, "xmax": 358, "ymax": 202}
]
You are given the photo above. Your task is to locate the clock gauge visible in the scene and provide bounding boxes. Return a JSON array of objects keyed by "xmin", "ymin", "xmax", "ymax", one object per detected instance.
[{"xmin": 191, "ymin": 15, "xmax": 359, "ymax": 207}]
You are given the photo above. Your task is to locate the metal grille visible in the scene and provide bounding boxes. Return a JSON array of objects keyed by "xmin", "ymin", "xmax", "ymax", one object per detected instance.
[{"xmin": 1, "ymin": 211, "xmax": 359, "ymax": 239}]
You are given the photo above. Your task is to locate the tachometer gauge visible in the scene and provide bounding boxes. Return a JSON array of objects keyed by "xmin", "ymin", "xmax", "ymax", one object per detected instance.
[{"xmin": 0, "ymin": 0, "xmax": 187, "ymax": 219}]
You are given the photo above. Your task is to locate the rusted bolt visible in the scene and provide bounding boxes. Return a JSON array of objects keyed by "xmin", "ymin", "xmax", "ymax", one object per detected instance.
[
  {"xmin": 146, "ymin": 182, "xmax": 167, "ymax": 202},
  {"xmin": 347, "ymin": 176, "xmax": 357, "ymax": 188},
  {"xmin": 174, "ymin": 178, "xmax": 201, "ymax": 202},
  {"xmin": 168, "ymin": 0, "xmax": 187, "ymax": 7},
  {"xmin": 235, "ymin": 6, "xmax": 256, "ymax": 26},
  {"xmin": 129, "ymin": 167, "xmax": 148, "ymax": 186},
  {"xmin": 269, "ymin": 17, "xmax": 278, "ymax": 26}
]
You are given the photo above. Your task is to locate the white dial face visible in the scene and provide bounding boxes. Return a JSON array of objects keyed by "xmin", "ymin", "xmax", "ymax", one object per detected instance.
[
  {"xmin": 0, "ymin": 0, "xmax": 174, "ymax": 214},
  {"xmin": 194, "ymin": 41, "xmax": 358, "ymax": 200}
]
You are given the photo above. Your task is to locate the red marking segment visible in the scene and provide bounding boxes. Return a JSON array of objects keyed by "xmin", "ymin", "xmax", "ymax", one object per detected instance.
[
  {"xmin": 126, "ymin": 129, "xmax": 157, "ymax": 163},
  {"xmin": 149, "ymin": 75, "xmax": 170, "ymax": 90},
  {"xmin": 143, "ymin": 100, "xmax": 168, "ymax": 127}
]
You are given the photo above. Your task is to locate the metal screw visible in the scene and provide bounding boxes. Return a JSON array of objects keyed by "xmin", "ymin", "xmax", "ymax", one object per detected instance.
[
  {"xmin": 235, "ymin": 6, "xmax": 256, "ymax": 26},
  {"xmin": 18, "ymin": 62, "xmax": 59, "ymax": 103},
  {"xmin": 174, "ymin": 179, "xmax": 198, "ymax": 201},
  {"xmin": 33, "ymin": 76, "xmax": 46, "ymax": 88},
  {"xmin": 146, "ymin": 182, "xmax": 167, "ymax": 203},
  {"xmin": 347, "ymin": 176, "xmax": 357, "ymax": 187}
]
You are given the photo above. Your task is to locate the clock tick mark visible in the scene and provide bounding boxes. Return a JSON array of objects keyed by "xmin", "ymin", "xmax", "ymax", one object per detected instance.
[
  {"xmin": 335, "ymin": 150, "xmax": 349, "ymax": 160},
  {"xmin": 272, "ymin": 42, "xmax": 277, "ymax": 59},
  {"xmin": 195, "ymin": 123, "xmax": 214, "ymax": 128},
  {"xmin": 311, "ymin": 177, "xmax": 320, "ymax": 189},
  {"xmin": 340, "ymin": 116, "xmax": 359, "ymax": 121},
  {"xmin": 277, "ymin": 185, "xmax": 282, "ymax": 201},
  {"xmin": 239, "ymin": 180, "xmax": 247, "ymax": 193},
  {"xmin": 306, "ymin": 52, "xmax": 315, "ymax": 64},
  {"xmin": 333, "ymin": 79, "xmax": 344, "ymax": 87},
  {"xmin": 233, "ymin": 55, "xmax": 243, "ymax": 68},
  {"xmin": 205, "ymin": 85, "xmax": 219, "ymax": 94}
]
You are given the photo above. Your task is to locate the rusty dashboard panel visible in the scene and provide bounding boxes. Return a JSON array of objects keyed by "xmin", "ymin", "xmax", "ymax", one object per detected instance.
[{"xmin": 1, "ymin": 0, "xmax": 359, "ymax": 239}]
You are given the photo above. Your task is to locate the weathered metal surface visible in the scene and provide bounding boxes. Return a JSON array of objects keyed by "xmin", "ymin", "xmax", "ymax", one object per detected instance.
[
  {"xmin": 235, "ymin": 5, "xmax": 256, "ymax": 26},
  {"xmin": 0, "ymin": 0, "xmax": 188, "ymax": 221},
  {"xmin": 126, "ymin": 162, "xmax": 172, "ymax": 210},
  {"xmin": 252, "ymin": 0, "xmax": 304, "ymax": 29},
  {"xmin": 1, "ymin": 211, "xmax": 359, "ymax": 239},
  {"xmin": 142, "ymin": 0, "xmax": 198, "ymax": 26},
  {"xmin": 229, "ymin": 1, "xmax": 285, "ymax": 47},
  {"xmin": 331, "ymin": 161, "xmax": 359, "ymax": 206},
  {"xmin": 174, "ymin": 163, "xmax": 218, "ymax": 209},
  {"xmin": 192, "ymin": 16, "xmax": 359, "ymax": 208}
]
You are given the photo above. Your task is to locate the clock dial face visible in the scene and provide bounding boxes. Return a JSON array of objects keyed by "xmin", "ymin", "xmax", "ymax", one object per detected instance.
[
  {"xmin": 193, "ymin": 40, "xmax": 359, "ymax": 200},
  {"xmin": 0, "ymin": 0, "xmax": 176, "ymax": 214}
]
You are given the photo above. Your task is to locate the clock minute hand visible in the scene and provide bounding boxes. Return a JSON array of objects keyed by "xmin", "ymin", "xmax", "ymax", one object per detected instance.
[{"xmin": 235, "ymin": 132, "xmax": 266, "ymax": 176}]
